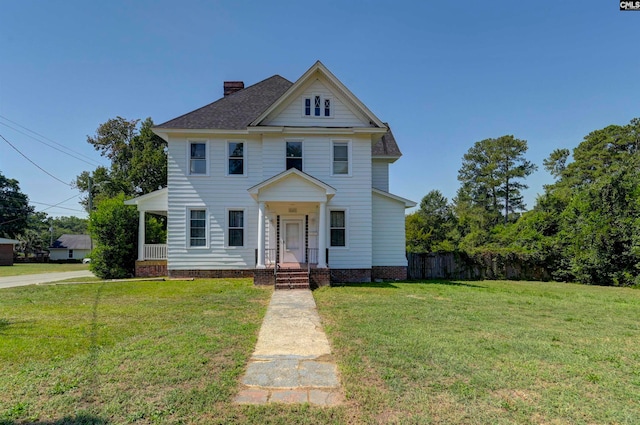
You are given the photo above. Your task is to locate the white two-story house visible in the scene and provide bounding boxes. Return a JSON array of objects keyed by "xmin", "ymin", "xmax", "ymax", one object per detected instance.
[{"xmin": 126, "ymin": 61, "xmax": 415, "ymax": 286}]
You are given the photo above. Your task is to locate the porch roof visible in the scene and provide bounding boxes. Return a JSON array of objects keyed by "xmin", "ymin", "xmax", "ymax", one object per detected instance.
[
  {"xmin": 248, "ymin": 168, "xmax": 336, "ymax": 202},
  {"xmin": 124, "ymin": 188, "xmax": 168, "ymax": 215}
]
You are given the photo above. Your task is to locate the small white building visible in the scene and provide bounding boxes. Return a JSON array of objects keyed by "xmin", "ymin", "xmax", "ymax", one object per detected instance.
[
  {"xmin": 49, "ymin": 234, "xmax": 92, "ymax": 261},
  {"xmin": 126, "ymin": 61, "xmax": 415, "ymax": 285}
]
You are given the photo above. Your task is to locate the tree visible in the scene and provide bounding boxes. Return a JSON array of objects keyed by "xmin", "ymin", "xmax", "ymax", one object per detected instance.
[
  {"xmin": 406, "ymin": 190, "xmax": 457, "ymax": 253},
  {"xmin": 457, "ymin": 135, "xmax": 537, "ymax": 226},
  {"xmin": 88, "ymin": 194, "xmax": 138, "ymax": 279},
  {"xmin": 75, "ymin": 117, "xmax": 167, "ymax": 211},
  {"xmin": 0, "ymin": 171, "xmax": 34, "ymax": 238},
  {"xmin": 543, "ymin": 148, "xmax": 570, "ymax": 180}
]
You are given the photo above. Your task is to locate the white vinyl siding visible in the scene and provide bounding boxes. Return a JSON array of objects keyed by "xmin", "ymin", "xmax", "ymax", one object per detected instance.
[
  {"xmin": 372, "ymin": 191, "xmax": 408, "ymax": 266},
  {"xmin": 167, "ymin": 136, "xmax": 261, "ymax": 270},
  {"xmin": 372, "ymin": 160, "xmax": 389, "ymax": 191},
  {"xmin": 266, "ymin": 80, "xmax": 369, "ymax": 127}
]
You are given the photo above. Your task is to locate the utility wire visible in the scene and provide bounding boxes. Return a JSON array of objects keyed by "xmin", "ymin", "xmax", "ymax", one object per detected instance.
[
  {"xmin": 0, "ymin": 114, "xmax": 101, "ymax": 166},
  {"xmin": 0, "ymin": 121, "xmax": 101, "ymax": 167},
  {"xmin": 31, "ymin": 200, "xmax": 85, "ymax": 213},
  {"xmin": 0, "ymin": 133, "xmax": 73, "ymax": 187}
]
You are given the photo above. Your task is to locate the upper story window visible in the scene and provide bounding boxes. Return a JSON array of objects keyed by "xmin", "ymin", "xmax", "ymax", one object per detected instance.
[
  {"xmin": 228, "ymin": 141, "xmax": 244, "ymax": 175},
  {"xmin": 189, "ymin": 142, "xmax": 207, "ymax": 175},
  {"xmin": 303, "ymin": 95, "xmax": 332, "ymax": 117},
  {"xmin": 286, "ymin": 141, "xmax": 303, "ymax": 171},
  {"xmin": 332, "ymin": 140, "xmax": 350, "ymax": 175}
]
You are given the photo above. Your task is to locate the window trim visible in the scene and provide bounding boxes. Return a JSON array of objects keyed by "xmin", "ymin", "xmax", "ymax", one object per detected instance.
[
  {"xmin": 331, "ymin": 139, "xmax": 352, "ymax": 177},
  {"xmin": 226, "ymin": 208, "xmax": 246, "ymax": 248},
  {"xmin": 226, "ymin": 140, "xmax": 246, "ymax": 177},
  {"xmin": 302, "ymin": 94, "xmax": 333, "ymax": 118},
  {"xmin": 187, "ymin": 140, "xmax": 209, "ymax": 176},
  {"xmin": 187, "ymin": 207, "xmax": 208, "ymax": 249},
  {"xmin": 285, "ymin": 139, "xmax": 304, "ymax": 171},
  {"xmin": 328, "ymin": 208, "xmax": 348, "ymax": 248}
]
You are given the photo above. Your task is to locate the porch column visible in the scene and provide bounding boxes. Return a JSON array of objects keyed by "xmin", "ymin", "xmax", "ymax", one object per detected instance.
[
  {"xmin": 138, "ymin": 210, "xmax": 145, "ymax": 261},
  {"xmin": 257, "ymin": 201, "xmax": 266, "ymax": 268},
  {"xmin": 317, "ymin": 201, "xmax": 327, "ymax": 268}
]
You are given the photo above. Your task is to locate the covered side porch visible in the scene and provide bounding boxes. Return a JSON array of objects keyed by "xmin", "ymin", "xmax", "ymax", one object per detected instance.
[{"xmin": 124, "ymin": 188, "xmax": 168, "ymax": 277}]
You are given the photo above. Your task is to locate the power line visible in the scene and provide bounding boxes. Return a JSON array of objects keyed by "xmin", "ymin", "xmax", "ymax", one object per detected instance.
[
  {"xmin": 0, "ymin": 115, "xmax": 101, "ymax": 167},
  {"xmin": 0, "ymin": 133, "xmax": 73, "ymax": 187},
  {"xmin": 31, "ymin": 200, "xmax": 85, "ymax": 213}
]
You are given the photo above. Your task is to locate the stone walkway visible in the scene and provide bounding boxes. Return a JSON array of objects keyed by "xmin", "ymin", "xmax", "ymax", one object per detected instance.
[{"xmin": 235, "ymin": 289, "xmax": 343, "ymax": 406}]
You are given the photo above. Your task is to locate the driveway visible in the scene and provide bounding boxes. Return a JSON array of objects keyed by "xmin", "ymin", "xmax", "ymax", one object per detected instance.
[{"xmin": 0, "ymin": 270, "xmax": 95, "ymax": 289}]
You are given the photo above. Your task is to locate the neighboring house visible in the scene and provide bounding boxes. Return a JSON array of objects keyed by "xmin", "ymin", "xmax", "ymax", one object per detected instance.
[
  {"xmin": 49, "ymin": 234, "xmax": 92, "ymax": 261},
  {"xmin": 0, "ymin": 238, "xmax": 20, "ymax": 266},
  {"xmin": 126, "ymin": 61, "xmax": 415, "ymax": 285}
]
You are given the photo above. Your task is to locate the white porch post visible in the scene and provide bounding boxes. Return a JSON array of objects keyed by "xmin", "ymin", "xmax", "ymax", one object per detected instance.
[
  {"xmin": 138, "ymin": 210, "xmax": 145, "ymax": 261},
  {"xmin": 257, "ymin": 201, "xmax": 266, "ymax": 268},
  {"xmin": 317, "ymin": 201, "xmax": 327, "ymax": 268}
]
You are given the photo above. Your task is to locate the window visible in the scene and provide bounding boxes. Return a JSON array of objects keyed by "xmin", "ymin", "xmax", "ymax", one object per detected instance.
[
  {"xmin": 330, "ymin": 211, "xmax": 346, "ymax": 247},
  {"xmin": 304, "ymin": 98, "xmax": 311, "ymax": 116},
  {"xmin": 332, "ymin": 141, "xmax": 349, "ymax": 175},
  {"xmin": 68, "ymin": 249, "xmax": 73, "ymax": 259},
  {"xmin": 228, "ymin": 141, "xmax": 244, "ymax": 175},
  {"xmin": 189, "ymin": 209, "xmax": 207, "ymax": 247},
  {"xmin": 228, "ymin": 210, "xmax": 244, "ymax": 247},
  {"xmin": 286, "ymin": 141, "xmax": 303, "ymax": 171},
  {"xmin": 189, "ymin": 142, "xmax": 207, "ymax": 175},
  {"xmin": 303, "ymin": 95, "xmax": 332, "ymax": 117}
]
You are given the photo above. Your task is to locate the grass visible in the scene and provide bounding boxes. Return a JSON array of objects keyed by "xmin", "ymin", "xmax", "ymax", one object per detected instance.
[
  {"xmin": 2, "ymin": 278, "xmax": 639, "ymax": 424},
  {"xmin": 314, "ymin": 280, "xmax": 640, "ymax": 424},
  {"xmin": 0, "ymin": 263, "xmax": 89, "ymax": 277},
  {"xmin": 0, "ymin": 279, "xmax": 346, "ymax": 424}
]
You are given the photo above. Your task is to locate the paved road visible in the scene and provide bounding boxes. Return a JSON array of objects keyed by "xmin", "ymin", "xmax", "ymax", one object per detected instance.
[{"xmin": 0, "ymin": 270, "xmax": 95, "ymax": 289}]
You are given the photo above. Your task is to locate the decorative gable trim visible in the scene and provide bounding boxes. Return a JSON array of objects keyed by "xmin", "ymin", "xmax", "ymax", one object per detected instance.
[
  {"xmin": 247, "ymin": 168, "xmax": 336, "ymax": 201},
  {"xmin": 250, "ymin": 61, "xmax": 386, "ymax": 129}
]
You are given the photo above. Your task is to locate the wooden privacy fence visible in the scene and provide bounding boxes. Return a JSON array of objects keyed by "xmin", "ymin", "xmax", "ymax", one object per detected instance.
[{"xmin": 407, "ymin": 252, "xmax": 551, "ymax": 281}]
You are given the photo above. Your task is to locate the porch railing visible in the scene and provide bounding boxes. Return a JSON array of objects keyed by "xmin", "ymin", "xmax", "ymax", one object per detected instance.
[{"xmin": 144, "ymin": 244, "xmax": 167, "ymax": 260}]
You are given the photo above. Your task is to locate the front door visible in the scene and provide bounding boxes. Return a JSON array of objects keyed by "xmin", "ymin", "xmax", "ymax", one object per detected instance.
[{"xmin": 282, "ymin": 220, "xmax": 303, "ymax": 264}]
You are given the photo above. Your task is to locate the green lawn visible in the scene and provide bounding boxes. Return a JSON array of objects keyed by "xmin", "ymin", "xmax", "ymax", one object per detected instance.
[
  {"xmin": 314, "ymin": 280, "xmax": 640, "ymax": 424},
  {"xmin": 0, "ymin": 263, "xmax": 89, "ymax": 277},
  {"xmin": 1, "ymin": 279, "xmax": 639, "ymax": 424},
  {"xmin": 0, "ymin": 279, "xmax": 345, "ymax": 424}
]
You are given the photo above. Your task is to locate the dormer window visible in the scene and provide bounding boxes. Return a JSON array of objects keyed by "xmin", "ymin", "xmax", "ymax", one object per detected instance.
[{"xmin": 303, "ymin": 95, "xmax": 332, "ymax": 117}]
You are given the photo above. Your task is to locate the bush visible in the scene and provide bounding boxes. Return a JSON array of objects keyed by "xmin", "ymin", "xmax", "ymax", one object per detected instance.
[{"xmin": 88, "ymin": 194, "xmax": 138, "ymax": 279}]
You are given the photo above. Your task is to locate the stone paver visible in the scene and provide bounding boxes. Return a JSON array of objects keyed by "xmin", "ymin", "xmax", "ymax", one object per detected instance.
[{"xmin": 235, "ymin": 289, "xmax": 343, "ymax": 406}]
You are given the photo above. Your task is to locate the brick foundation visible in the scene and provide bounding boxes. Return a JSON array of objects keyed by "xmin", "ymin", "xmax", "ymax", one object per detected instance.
[
  {"xmin": 0, "ymin": 244, "xmax": 14, "ymax": 266},
  {"xmin": 135, "ymin": 260, "xmax": 167, "ymax": 277},
  {"xmin": 330, "ymin": 268, "xmax": 372, "ymax": 284},
  {"xmin": 254, "ymin": 268, "xmax": 275, "ymax": 286},
  {"xmin": 372, "ymin": 266, "xmax": 407, "ymax": 281},
  {"xmin": 310, "ymin": 268, "xmax": 331, "ymax": 289}
]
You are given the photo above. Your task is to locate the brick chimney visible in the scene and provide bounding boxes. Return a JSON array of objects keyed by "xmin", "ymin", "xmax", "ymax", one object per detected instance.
[{"xmin": 224, "ymin": 81, "xmax": 244, "ymax": 96}]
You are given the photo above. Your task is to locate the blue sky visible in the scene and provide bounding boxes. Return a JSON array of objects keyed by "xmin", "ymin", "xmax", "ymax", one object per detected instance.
[{"xmin": 1, "ymin": 0, "xmax": 638, "ymax": 218}]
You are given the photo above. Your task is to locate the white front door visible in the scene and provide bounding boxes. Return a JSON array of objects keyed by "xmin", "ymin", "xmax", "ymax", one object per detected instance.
[{"xmin": 282, "ymin": 220, "xmax": 303, "ymax": 263}]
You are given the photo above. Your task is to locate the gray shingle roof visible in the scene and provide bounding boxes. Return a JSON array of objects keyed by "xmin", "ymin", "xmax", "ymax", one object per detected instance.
[
  {"xmin": 156, "ymin": 72, "xmax": 401, "ymax": 158},
  {"xmin": 50, "ymin": 234, "xmax": 92, "ymax": 250},
  {"xmin": 373, "ymin": 127, "xmax": 402, "ymax": 157},
  {"xmin": 157, "ymin": 75, "xmax": 293, "ymax": 130}
]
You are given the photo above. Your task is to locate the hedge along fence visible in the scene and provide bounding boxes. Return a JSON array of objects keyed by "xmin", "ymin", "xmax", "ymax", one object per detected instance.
[{"xmin": 407, "ymin": 252, "xmax": 551, "ymax": 281}]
